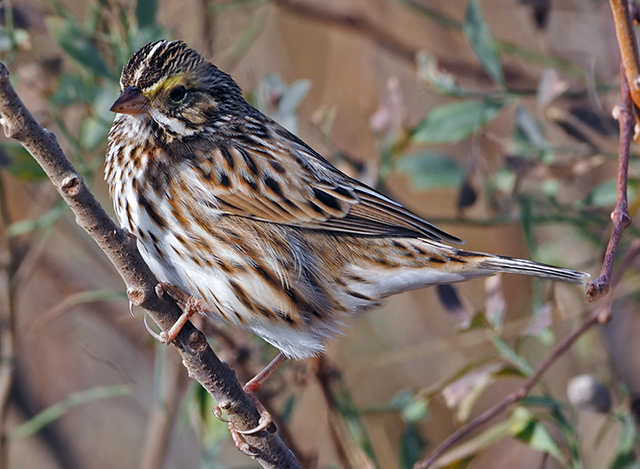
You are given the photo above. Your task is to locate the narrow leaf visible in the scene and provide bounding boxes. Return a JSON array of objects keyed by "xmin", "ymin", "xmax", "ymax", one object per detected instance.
[
  {"xmin": 609, "ymin": 412, "xmax": 639, "ymax": 469},
  {"xmin": 411, "ymin": 99, "xmax": 505, "ymax": 144},
  {"xmin": 396, "ymin": 151, "xmax": 464, "ymax": 189},
  {"xmin": 10, "ymin": 385, "xmax": 130, "ymax": 440},
  {"xmin": 509, "ymin": 407, "xmax": 565, "ymax": 462},
  {"xmin": 8, "ymin": 204, "xmax": 67, "ymax": 237},
  {"xmin": 46, "ymin": 17, "xmax": 112, "ymax": 78},
  {"xmin": 2, "ymin": 143, "xmax": 47, "ymax": 181},
  {"xmin": 399, "ymin": 424, "xmax": 427, "ymax": 469},
  {"xmin": 463, "ymin": 0, "xmax": 504, "ymax": 84}
]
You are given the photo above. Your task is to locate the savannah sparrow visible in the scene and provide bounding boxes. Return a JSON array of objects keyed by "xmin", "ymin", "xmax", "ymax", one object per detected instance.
[{"xmin": 105, "ymin": 40, "xmax": 588, "ymax": 364}]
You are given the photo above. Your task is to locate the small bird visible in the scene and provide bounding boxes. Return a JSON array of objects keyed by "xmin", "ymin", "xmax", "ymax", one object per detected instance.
[{"xmin": 105, "ymin": 40, "xmax": 588, "ymax": 374}]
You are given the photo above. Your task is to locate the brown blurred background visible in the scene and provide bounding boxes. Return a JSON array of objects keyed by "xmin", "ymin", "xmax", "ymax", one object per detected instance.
[{"xmin": 0, "ymin": 0, "xmax": 634, "ymax": 468}]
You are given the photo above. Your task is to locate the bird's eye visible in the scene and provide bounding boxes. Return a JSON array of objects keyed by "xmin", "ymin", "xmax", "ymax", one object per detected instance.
[{"xmin": 168, "ymin": 85, "xmax": 187, "ymax": 103}]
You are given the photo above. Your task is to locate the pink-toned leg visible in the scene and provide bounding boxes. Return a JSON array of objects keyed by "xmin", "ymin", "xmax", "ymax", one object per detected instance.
[
  {"xmin": 244, "ymin": 352, "xmax": 288, "ymax": 393},
  {"xmin": 154, "ymin": 283, "xmax": 207, "ymax": 343}
]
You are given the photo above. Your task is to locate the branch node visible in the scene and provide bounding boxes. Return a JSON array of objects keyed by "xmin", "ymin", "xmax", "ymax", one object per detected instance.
[
  {"xmin": 611, "ymin": 209, "xmax": 632, "ymax": 227},
  {"xmin": 127, "ymin": 287, "xmax": 145, "ymax": 306},
  {"xmin": 219, "ymin": 400, "xmax": 232, "ymax": 412},
  {"xmin": 61, "ymin": 176, "xmax": 82, "ymax": 196},
  {"xmin": 585, "ymin": 280, "xmax": 609, "ymax": 302},
  {"xmin": 187, "ymin": 330, "xmax": 208, "ymax": 352},
  {"xmin": 0, "ymin": 62, "xmax": 9, "ymax": 82},
  {"xmin": 597, "ymin": 307, "xmax": 612, "ymax": 324},
  {"xmin": 43, "ymin": 128, "xmax": 58, "ymax": 144}
]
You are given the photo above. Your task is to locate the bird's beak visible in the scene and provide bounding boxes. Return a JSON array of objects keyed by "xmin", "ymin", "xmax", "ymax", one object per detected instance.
[{"xmin": 110, "ymin": 86, "xmax": 149, "ymax": 115}]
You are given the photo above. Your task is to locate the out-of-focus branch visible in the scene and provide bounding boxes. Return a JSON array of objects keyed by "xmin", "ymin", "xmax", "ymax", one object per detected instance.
[
  {"xmin": 586, "ymin": 62, "xmax": 633, "ymax": 301},
  {"xmin": 0, "ymin": 62, "xmax": 300, "ymax": 469},
  {"xmin": 273, "ymin": 0, "xmax": 415, "ymax": 61},
  {"xmin": 415, "ymin": 241, "xmax": 640, "ymax": 469},
  {"xmin": 610, "ymin": 0, "xmax": 640, "ymax": 120},
  {"xmin": 315, "ymin": 357, "xmax": 375, "ymax": 469},
  {"xmin": 139, "ymin": 349, "xmax": 188, "ymax": 469},
  {"xmin": 0, "ymin": 174, "xmax": 16, "ymax": 469}
]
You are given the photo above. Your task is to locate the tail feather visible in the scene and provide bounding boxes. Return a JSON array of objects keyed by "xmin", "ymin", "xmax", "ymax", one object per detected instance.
[{"xmin": 479, "ymin": 255, "xmax": 589, "ymax": 285}]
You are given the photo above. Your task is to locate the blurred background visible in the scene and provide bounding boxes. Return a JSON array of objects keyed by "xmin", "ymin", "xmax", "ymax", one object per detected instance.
[{"xmin": 0, "ymin": 0, "xmax": 636, "ymax": 467}]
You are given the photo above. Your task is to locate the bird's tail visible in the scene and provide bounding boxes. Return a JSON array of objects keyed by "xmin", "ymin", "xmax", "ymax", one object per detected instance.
[{"xmin": 477, "ymin": 255, "xmax": 589, "ymax": 285}]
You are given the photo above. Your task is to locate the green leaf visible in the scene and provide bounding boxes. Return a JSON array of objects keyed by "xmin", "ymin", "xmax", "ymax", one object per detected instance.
[
  {"xmin": 136, "ymin": 0, "xmax": 158, "ymax": 29},
  {"xmin": 399, "ymin": 423, "xmax": 428, "ymax": 469},
  {"xmin": 8, "ymin": 204, "xmax": 67, "ymax": 237},
  {"xmin": 403, "ymin": 397, "xmax": 429, "ymax": 423},
  {"xmin": 509, "ymin": 407, "xmax": 565, "ymax": 462},
  {"xmin": 491, "ymin": 335, "xmax": 534, "ymax": 376},
  {"xmin": 79, "ymin": 83, "xmax": 120, "ymax": 152},
  {"xmin": 411, "ymin": 99, "xmax": 506, "ymax": 144},
  {"xmin": 396, "ymin": 151, "xmax": 464, "ymax": 189},
  {"xmin": 463, "ymin": 0, "xmax": 504, "ymax": 85},
  {"xmin": 609, "ymin": 412, "xmax": 639, "ymax": 469},
  {"xmin": 588, "ymin": 179, "xmax": 640, "ymax": 208},
  {"xmin": 280, "ymin": 394, "xmax": 296, "ymax": 422},
  {"xmin": 514, "ymin": 104, "xmax": 550, "ymax": 152},
  {"xmin": 1, "ymin": 143, "xmax": 47, "ymax": 181},
  {"xmin": 520, "ymin": 395, "xmax": 569, "ymax": 411},
  {"xmin": 432, "ymin": 418, "xmax": 512, "ymax": 466},
  {"xmin": 457, "ymin": 309, "xmax": 492, "ymax": 332},
  {"xmin": 9, "ymin": 385, "xmax": 130, "ymax": 440},
  {"xmin": 79, "ymin": 117, "xmax": 109, "ymax": 152},
  {"xmin": 519, "ymin": 196, "xmax": 534, "ymax": 253},
  {"xmin": 50, "ymin": 73, "xmax": 96, "ymax": 106},
  {"xmin": 46, "ymin": 17, "xmax": 112, "ymax": 78}
]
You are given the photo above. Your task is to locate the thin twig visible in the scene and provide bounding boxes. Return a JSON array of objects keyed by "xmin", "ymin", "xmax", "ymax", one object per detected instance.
[
  {"xmin": 415, "ymin": 241, "xmax": 640, "ymax": 468},
  {"xmin": 0, "ymin": 62, "xmax": 300, "ymax": 469},
  {"xmin": 610, "ymin": 0, "xmax": 640, "ymax": 122},
  {"xmin": 586, "ymin": 61, "xmax": 633, "ymax": 301}
]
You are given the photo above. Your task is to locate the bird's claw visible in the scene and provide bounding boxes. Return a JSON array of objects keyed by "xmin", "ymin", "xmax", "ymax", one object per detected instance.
[
  {"xmin": 233, "ymin": 409, "xmax": 272, "ymax": 435},
  {"xmin": 214, "ymin": 392, "xmax": 274, "ymax": 453}
]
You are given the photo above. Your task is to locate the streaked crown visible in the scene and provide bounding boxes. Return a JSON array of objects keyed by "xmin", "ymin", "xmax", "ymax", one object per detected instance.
[{"xmin": 120, "ymin": 40, "xmax": 204, "ymax": 92}]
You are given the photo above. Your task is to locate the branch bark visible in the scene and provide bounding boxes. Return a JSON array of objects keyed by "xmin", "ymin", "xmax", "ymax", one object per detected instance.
[
  {"xmin": 0, "ymin": 62, "xmax": 300, "ymax": 468},
  {"xmin": 586, "ymin": 61, "xmax": 633, "ymax": 301}
]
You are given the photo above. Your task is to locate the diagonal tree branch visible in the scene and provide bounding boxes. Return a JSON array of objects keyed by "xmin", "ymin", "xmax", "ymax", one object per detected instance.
[{"xmin": 0, "ymin": 62, "xmax": 300, "ymax": 469}]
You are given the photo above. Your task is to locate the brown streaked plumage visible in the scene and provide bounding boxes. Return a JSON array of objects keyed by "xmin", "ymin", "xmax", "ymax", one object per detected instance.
[{"xmin": 105, "ymin": 40, "xmax": 589, "ymax": 360}]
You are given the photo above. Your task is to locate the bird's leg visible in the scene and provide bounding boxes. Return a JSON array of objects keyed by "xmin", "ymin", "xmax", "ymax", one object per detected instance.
[
  {"xmin": 154, "ymin": 282, "xmax": 206, "ymax": 343},
  {"xmin": 214, "ymin": 352, "xmax": 288, "ymax": 443},
  {"xmin": 244, "ymin": 351, "xmax": 288, "ymax": 393},
  {"xmin": 155, "ymin": 283, "xmax": 287, "ymax": 445}
]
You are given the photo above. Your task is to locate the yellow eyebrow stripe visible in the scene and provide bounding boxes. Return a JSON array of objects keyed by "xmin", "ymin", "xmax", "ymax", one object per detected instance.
[{"xmin": 142, "ymin": 75, "xmax": 184, "ymax": 96}]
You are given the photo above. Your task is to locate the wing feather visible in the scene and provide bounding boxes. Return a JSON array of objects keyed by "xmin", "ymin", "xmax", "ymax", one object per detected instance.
[{"xmin": 189, "ymin": 120, "xmax": 462, "ymax": 243}]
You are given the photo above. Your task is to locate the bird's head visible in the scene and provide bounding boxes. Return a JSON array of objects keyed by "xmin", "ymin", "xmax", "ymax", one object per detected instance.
[{"xmin": 110, "ymin": 40, "xmax": 244, "ymax": 140}]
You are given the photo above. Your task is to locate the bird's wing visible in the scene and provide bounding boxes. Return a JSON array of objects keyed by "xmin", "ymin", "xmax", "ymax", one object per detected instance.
[{"xmin": 189, "ymin": 121, "xmax": 462, "ymax": 243}]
